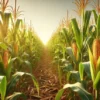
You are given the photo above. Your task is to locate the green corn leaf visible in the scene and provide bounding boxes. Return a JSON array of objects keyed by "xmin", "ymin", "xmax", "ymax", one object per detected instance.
[
  {"xmin": 0, "ymin": 42, "xmax": 7, "ymax": 50},
  {"xmin": 4, "ymin": 13, "xmax": 11, "ymax": 26},
  {"xmin": 0, "ymin": 62, "xmax": 6, "ymax": 75},
  {"xmin": 63, "ymin": 82, "xmax": 93, "ymax": 100},
  {"xmin": 83, "ymin": 10, "xmax": 91, "ymax": 36},
  {"xmin": 25, "ymin": 73, "xmax": 39, "ymax": 95},
  {"xmin": 63, "ymin": 63, "xmax": 73, "ymax": 72},
  {"xmin": 92, "ymin": 10, "xmax": 98, "ymax": 24},
  {"xmin": 7, "ymin": 72, "xmax": 24, "ymax": 94},
  {"xmin": 66, "ymin": 47, "xmax": 76, "ymax": 62},
  {"xmin": 0, "ymin": 76, "xmax": 7, "ymax": 100},
  {"xmin": 55, "ymin": 89, "xmax": 64, "ymax": 100},
  {"xmin": 10, "ymin": 57, "xmax": 22, "ymax": 70},
  {"xmin": 15, "ymin": 19, "xmax": 22, "ymax": 32},
  {"xmin": 88, "ymin": 48, "xmax": 95, "ymax": 81},
  {"xmin": 6, "ymin": 92, "xmax": 27, "ymax": 100},
  {"xmin": 7, "ymin": 72, "xmax": 39, "ymax": 95},
  {"xmin": 23, "ymin": 60, "xmax": 32, "ymax": 73},
  {"xmin": 79, "ymin": 62, "xmax": 91, "ymax": 80},
  {"xmin": 67, "ymin": 71, "xmax": 80, "ymax": 82},
  {"xmin": 82, "ymin": 62, "xmax": 91, "ymax": 79},
  {"xmin": 79, "ymin": 62, "xmax": 84, "ymax": 81},
  {"xmin": 62, "ymin": 28, "xmax": 71, "ymax": 45},
  {"xmin": 55, "ymin": 82, "xmax": 93, "ymax": 100},
  {"xmin": 71, "ymin": 18, "xmax": 83, "ymax": 52},
  {"xmin": 1, "ymin": 13, "xmax": 11, "ymax": 38},
  {"xmin": 93, "ymin": 71, "xmax": 100, "ymax": 90},
  {"xmin": 22, "ymin": 52, "xmax": 29, "ymax": 58},
  {"xmin": 97, "ymin": 15, "xmax": 100, "ymax": 37},
  {"xmin": 96, "ymin": 57, "xmax": 100, "ymax": 74},
  {"xmin": 13, "ymin": 19, "xmax": 22, "ymax": 41}
]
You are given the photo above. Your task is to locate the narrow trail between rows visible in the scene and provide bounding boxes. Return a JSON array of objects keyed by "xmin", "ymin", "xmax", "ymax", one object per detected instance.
[{"xmin": 34, "ymin": 47, "xmax": 60, "ymax": 100}]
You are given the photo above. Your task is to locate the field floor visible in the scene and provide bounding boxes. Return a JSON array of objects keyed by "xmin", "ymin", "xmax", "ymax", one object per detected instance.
[{"xmin": 33, "ymin": 47, "xmax": 60, "ymax": 100}]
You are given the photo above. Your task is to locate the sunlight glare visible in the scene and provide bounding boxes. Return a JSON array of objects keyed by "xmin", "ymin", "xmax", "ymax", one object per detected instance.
[
  {"xmin": 33, "ymin": 26, "xmax": 54, "ymax": 45},
  {"xmin": 36, "ymin": 31, "xmax": 52, "ymax": 45},
  {"xmin": 40, "ymin": 35, "xmax": 49, "ymax": 45}
]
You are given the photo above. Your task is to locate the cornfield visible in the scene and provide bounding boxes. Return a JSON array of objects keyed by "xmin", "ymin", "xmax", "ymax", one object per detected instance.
[{"xmin": 0, "ymin": 0, "xmax": 100, "ymax": 100}]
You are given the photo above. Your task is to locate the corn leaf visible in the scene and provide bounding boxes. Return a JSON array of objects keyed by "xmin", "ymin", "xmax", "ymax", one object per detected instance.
[
  {"xmin": 0, "ymin": 42, "xmax": 7, "ymax": 50},
  {"xmin": 83, "ymin": 10, "xmax": 91, "ymax": 37},
  {"xmin": 1, "ymin": 13, "xmax": 11, "ymax": 38},
  {"xmin": 93, "ymin": 71, "xmax": 100, "ymax": 90},
  {"xmin": 96, "ymin": 57, "xmax": 100, "ymax": 74},
  {"xmin": 6, "ymin": 92, "xmax": 27, "ymax": 100},
  {"xmin": 62, "ymin": 28, "xmax": 71, "ymax": 46},
  {"xmin": 63, "ymin": 63, "xmax": 73, "ymax": 72},
  {"xmin": 79, "ymin": 62, "xmax": 84, "ymax": 81},
  {"xmin": 71, "ymin": 18, "xmax": 83, "ymax": 52},
  {"xmin": 4, "ymin": 13, "xmax": 11, "ymax": 26},
  {"xmin": 0, "ymin": 61, "xmax": 6, "ymax": 75},
  {"xmin": 66, "ymin": 47, "xmax": 76, "ymax": 62},
  {"xmin": 0, "ymin": 76, "xmax": 7, "ymax": 100},
  {"xmin": 13, "ymin": 19, "xmax": 22, "ymax": 41},
  {"xmin": 55, "ymin": 89, "xmax": 64, "ymax": 100},
  {"xmin": 25, "ymin": 73, "xmax": 39, "ymax": 95},
  {"xmin": 88, "ymin": 48, "xmax": 95, "ymax": 81},
  {"xmin": 63, "ymin": 82, "xmax": 93, "ymax": 100},
  {"xmin": 55, "ymin": 82, "xmax": 93, "ymax": 100},
  {"xmin": 7, "ymin": 72, "xmax": 39, "ymax": 95},
  {"xmin": 23, "ymin": 60, "xmax": 32, "ymax": 73},
  {"xmin": 14, "ymin": 19, "xmax": 22, "ymax": 32},
  {"xmin": 82, "ymin": 62, "xmax": 91, "ymax": 79},
  {"xmin": 92, "ymin": 10, "xmax": 98, "ymax": 24},
  {"xmin": 67, "ymin": 71, "xmax": 80, "ymax": 82},
  {"xmin": 79, "ymin": 61, "xmax": 91, "ymax": 80},
  {"xmin": 97, "ymin": 15, "xmax": 100, "ymax": 37}
]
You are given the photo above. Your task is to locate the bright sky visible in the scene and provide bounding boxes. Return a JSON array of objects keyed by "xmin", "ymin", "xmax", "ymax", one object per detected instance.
[{"xmin": 9, "ymin": 0, "xmax": 92, "ymax": 44}]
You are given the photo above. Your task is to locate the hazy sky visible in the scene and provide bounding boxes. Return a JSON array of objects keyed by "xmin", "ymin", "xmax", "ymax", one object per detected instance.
[{"xmin": 9, "ymin": 0, "xmax": 92, "ymax": 44}]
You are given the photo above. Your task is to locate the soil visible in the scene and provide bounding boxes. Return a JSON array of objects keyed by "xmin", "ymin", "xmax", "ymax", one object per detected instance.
[
  {"xmin": 19, "ymin": 47, "xmax": 81, "ymax": 100},
  {"xmin": 32, "ymin": 47, "xmax": 60, "ymax": 100}
]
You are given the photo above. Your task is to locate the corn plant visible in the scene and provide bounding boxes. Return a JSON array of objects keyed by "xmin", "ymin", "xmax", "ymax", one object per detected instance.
[
  {"xmin": 0, "ymin": 42, "xmax": 39, "ymax": 100},
  {"xmin": 0, "ymin": 72, "xmax": 39, "ymax": 100},
  {"xmin": 87, "ymin": 14, "xmax": 100, "ymax": 100},
  {"xmin": 0, "ymin": 0, "xmax": 44, "ymax": 99},
  {"xmin": 51, "ymin": 1, "xmax": 94, "ymax": 99}
]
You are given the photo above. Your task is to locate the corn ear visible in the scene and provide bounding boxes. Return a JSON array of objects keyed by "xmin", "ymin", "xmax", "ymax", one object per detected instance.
[
  {"xmin": 96, "ymin": 57, "xmax": 100, "ymax": 74},
  {"xmin": 72, "ymin": 42, "xmax": 78, "ymax": 60},
  {"xmin": 92, "ymin": 39, "xmax": 100, "ymax": 68},
  {"xmin": 3, "ymin": 50, "xmax": 9, "ymax": 68}
]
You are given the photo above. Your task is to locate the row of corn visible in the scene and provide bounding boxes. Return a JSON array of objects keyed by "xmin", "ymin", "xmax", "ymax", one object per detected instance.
[
  {"xmin": 0, "ymin": 0, "xmax": 43, "ymax": 100},
  {"xmin": 47, "ymin": 0, "xmax": 100, "ymax": 100}
]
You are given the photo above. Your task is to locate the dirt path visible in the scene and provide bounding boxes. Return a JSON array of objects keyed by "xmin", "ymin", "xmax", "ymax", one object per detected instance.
[{"xmin": 34, "ymin": 47, "xmax": 59, "ymax": 100}]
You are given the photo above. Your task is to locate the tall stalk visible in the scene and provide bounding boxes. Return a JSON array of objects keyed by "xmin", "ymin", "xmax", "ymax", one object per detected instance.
[{"xmin": 58, "ymin": 60, "xmax": 62, "ymax": 86}]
